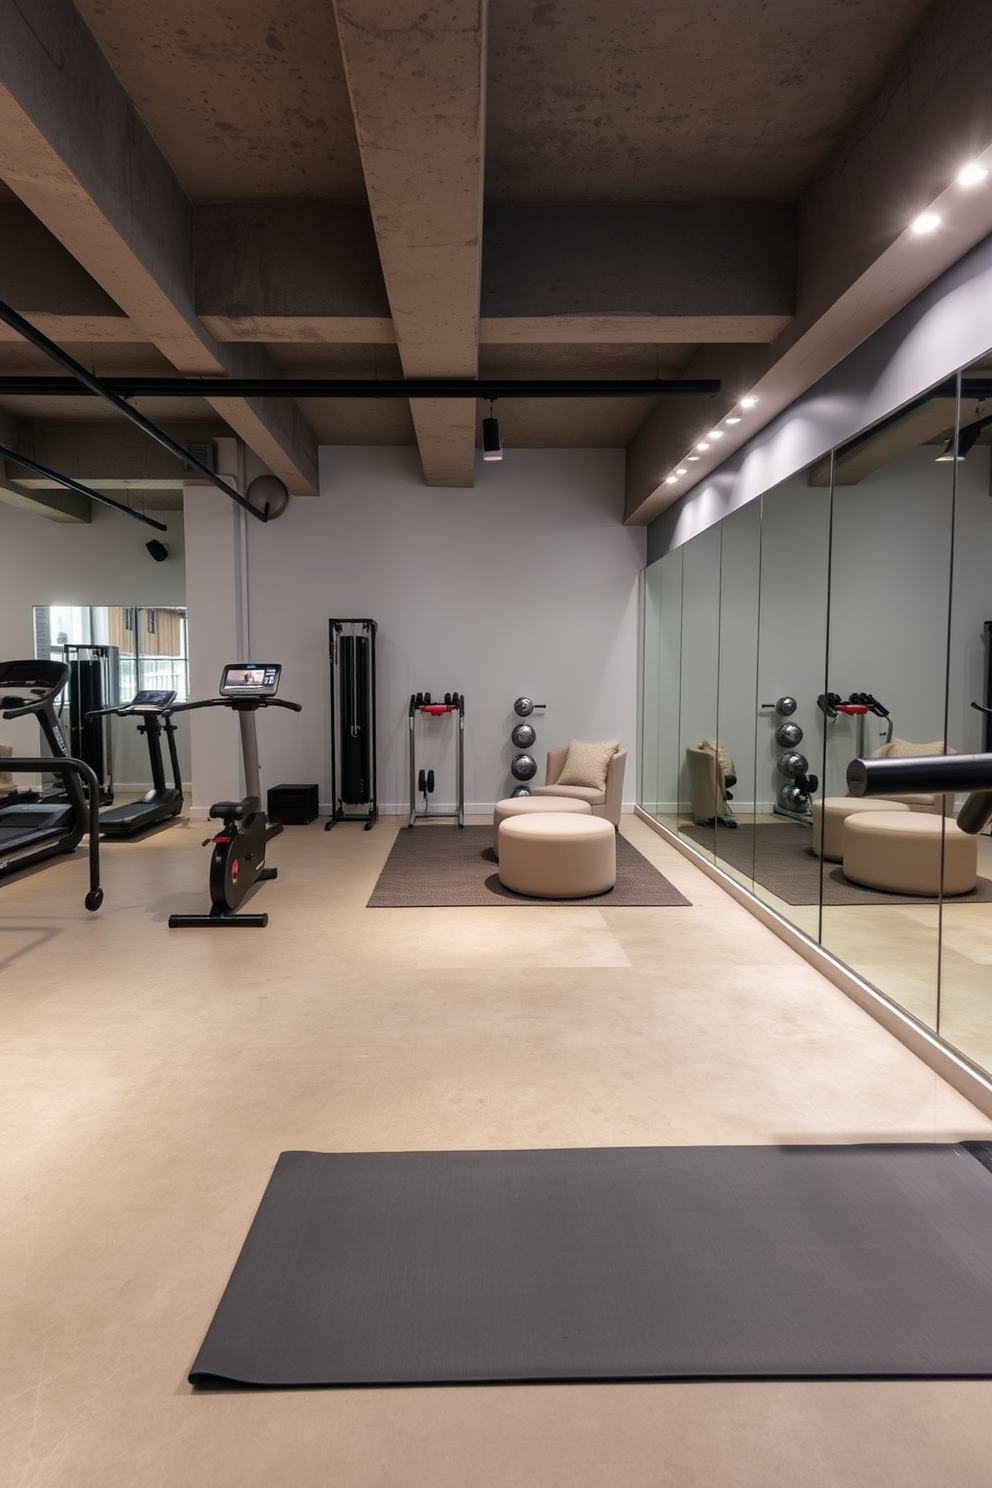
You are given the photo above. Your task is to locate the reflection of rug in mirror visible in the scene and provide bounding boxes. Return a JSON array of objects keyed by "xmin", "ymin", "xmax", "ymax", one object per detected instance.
[
  {"xmin": 681, "ymin": 821, "xmax": 992, "ymax": 907},
  {"xmin": 367, "ymin": 825, "xmax": 691, "ymax": 907}
]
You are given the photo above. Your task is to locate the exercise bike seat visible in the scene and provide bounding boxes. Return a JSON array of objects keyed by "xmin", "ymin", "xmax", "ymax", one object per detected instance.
[{"xmin": 209, "ymin": 795, "xmax": 259, "ymax": 822}]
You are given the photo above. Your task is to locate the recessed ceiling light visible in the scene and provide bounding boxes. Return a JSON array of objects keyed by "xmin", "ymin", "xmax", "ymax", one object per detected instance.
[
  {"xmin": 725, "ymin": 414, "xmax": 742, "ymax": 424},
  {"xmin": 665, "ymin": 475, "xmax": 678, "ymax": 485},
  {"xmin": 687, "ymin": 454, "xmax": 700, "ymax": 462},
  {"xmin": 708, "ymin": 429, "xmax": 724, "ymax": 439},
  {"xmin": 911, "ymin": 211, "xmax": 941, "ymax": 234},
  {"xmin": 957, "ymin": 162, "xmax": 990, "ymax": 187},
  {"xmin": 741, "ymin": 396, "xmax": 758, "ymax": 409},
  {"xmin": 696, "ymin": 441, "xmax": 710, "ymax": 451},
  {"xmin": 676, "ymin": 466, "xmax": 688, "ymax": 475}
]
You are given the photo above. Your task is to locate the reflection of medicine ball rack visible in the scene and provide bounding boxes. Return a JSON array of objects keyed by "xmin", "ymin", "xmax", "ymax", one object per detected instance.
[
  {"xmin": 408, "ymin": 691, "xmax": 465, "ymax": 828},
  {"xmin": 327, "ymin": 619, "xmax": 378, "ymax": 831},
  {"xmin": 760, "ymin": 695, "xmax": 819, "ymax": 823},
  {"xmin": 508, "ymin": 695, "xmax": 546, "ymax": 796}
]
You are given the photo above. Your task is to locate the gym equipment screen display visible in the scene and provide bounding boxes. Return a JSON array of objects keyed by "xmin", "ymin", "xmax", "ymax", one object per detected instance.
[{"xmin": 219, "ymin": 664, "xmax": 281, "ymax": 697}]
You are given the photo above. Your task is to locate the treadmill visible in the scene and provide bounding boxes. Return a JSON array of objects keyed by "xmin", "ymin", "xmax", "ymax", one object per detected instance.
[
  {"xmin": 0, "ymin": 659, "xmax": 92, "ymax": 874},
  {"xmin": 86, "ymin": 690, "xmax": 184, "ymax": 836}
]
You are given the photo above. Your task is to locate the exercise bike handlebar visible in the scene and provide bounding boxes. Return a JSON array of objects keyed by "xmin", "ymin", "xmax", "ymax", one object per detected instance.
[{"xmin": 169, "ymin": 696, "xmax": 302, "ymax": 714}]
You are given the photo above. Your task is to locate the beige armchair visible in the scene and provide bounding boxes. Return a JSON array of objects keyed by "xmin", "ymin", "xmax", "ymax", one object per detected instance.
[
  {"xmin": 530, "ymin": 745, "xmax": 627, "ymax": 827},
  {"xmin": 870, "ymin": 738, "xmax": 955, "ymax": 815},
  {"xmin": 684, "ymin": 740, "xmax": 737, "ymax": 827}
]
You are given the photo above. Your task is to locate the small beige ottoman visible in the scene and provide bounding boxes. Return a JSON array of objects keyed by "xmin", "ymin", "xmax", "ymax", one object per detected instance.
[
  {"xmin": 812, "ymin": 796, "xmax": 910, "ymax": 861},
  {"xmin": 492, "ymin": 794, "xmax": 592, "ymax": 856},
  {"xmin": 497, "ymin": 814, "xmax": 616, "ymax": 898},
  {"xmin": 843, "ymin": 811, "xmax": 978, "ymax": 896}
]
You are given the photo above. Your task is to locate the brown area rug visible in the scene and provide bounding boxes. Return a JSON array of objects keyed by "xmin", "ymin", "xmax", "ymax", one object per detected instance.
[
  {"xmin": 368, "ymin": 825, "xmax": 691, "ymax": 907},
  {"xmin": 681, "ymin": 821, "xmax": 992, "ymax": 906}
]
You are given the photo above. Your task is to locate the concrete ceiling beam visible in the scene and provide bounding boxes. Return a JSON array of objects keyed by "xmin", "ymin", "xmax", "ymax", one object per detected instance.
[
  {"xmin": 481, "ymin": 204, "xmax": 796, "ymax": 324},
  {"xmin": 624, "ymin": 0, "xmax": 992, "ymax": 525},
  {"xmin": 0, "ymin": 0, "xmax": 319, "ymax": 495},
  {"xmin": 194, "ymin": 203, "xmax": 395, "ymax": 347},
  {"xmin": 332, "ymin": 0, "xmax": 486, "ymax": 487},
  {"xmin": 4, "ymin": 421, "xmax": 226, "ymax": 488}
]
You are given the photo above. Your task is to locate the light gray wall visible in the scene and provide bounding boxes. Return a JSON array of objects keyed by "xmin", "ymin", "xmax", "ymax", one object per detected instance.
[
  {"xmin": 182, "ymin": 448, "xmax": 644, "ymax": 817},
  {"xmin": 0, "ymin": 501, "xmax": 187, "ymax": 785}
]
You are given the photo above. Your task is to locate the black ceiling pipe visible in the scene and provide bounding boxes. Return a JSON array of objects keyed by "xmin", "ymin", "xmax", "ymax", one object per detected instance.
[
  {"xmin": 0, "ymin": 375, "xmax": 723, "ymax": 399},
  {"xmin": 0, "ymin": 442, "xmax": 168, "ymax": 531},
  {"xmin": 0, "ymin": 298, "xmax": 266, "ymax": 521}
]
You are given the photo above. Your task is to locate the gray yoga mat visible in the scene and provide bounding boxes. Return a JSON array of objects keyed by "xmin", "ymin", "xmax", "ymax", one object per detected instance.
[{"xmin": 189, "ymin": 1143, "xmax": 992, "ymax": 1387}]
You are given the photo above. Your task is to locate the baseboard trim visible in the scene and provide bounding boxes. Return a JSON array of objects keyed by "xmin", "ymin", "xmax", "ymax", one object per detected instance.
[{"xmin": 634, "ymin": 805, "xmax": 992, "ymax": 1122}]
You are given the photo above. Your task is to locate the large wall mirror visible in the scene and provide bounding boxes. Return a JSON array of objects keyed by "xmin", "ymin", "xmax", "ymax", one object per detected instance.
[{"xmin": 639, "ymin": 352, "xmax": 992, "ymax": 1082}]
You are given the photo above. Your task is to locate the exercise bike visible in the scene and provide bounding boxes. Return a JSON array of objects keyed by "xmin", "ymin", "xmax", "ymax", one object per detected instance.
[{"xmin": 168, "ymin": 664, "xmax": 301, "ymax": 928}]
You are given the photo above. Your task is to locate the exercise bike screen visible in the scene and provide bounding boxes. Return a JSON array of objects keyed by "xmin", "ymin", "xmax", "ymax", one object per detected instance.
[{"xmin": 220, "ymin": 664, "xmax": 281, "ymax": 697}]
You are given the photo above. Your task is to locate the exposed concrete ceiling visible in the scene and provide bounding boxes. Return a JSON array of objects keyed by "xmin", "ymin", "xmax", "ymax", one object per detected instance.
[{"xmin": 0, "ymin": 0, "xmax": 991, "ymax": 523}]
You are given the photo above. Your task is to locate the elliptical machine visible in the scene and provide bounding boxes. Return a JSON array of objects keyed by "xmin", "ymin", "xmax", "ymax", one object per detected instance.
[{"xmin": 168, "ymin": 664, "xmax": 301, "ymax": 928}]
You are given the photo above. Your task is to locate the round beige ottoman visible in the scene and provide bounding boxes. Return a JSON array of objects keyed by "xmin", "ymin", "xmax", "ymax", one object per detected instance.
[
  {"xmin": 843, "ymin": 811, "xmax": 978, "ymax": 896},
  {"xmin": 492, "ymin": 794, "xmax": 592, "ymax": 856},
  {"xmin": 812, "ymin": 796, "xmax": 910, "ymax": 861},
  {"xmin": 497, "ymin": 814, "xmax": 616, "ymax": 898}
]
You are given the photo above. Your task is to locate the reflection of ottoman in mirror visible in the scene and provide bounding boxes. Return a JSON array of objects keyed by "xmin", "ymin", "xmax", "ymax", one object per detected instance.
[
  {"xmin": 492, "ymin": 796, "xmax": 592, "ymax": 856},
  {"xmin": 843, "ymin": 812, "xmax": 978, "ymax": 896},
  {"xmin": 497, "ymin": 815, "xmax": 616, "ymax": 898},
  {"xmin": 812, "ymin": 796, "xmax": 910, "ymax": 861}
]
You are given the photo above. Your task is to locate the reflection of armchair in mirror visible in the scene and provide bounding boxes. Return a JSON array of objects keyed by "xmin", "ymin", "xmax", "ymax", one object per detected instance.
[
  {"xmin": 685, "ymin": 739, "xmax": 738, "ymax": 828},
  {"xmin": 870, "ymin": 738, "xmax": 956, "ymax": 815}
]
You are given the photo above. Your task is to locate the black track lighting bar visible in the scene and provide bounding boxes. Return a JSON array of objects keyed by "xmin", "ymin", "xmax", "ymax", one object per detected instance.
[
  {"xmin": 0, "ymin": 441, "xmax": 168, "ymax": 531},
  {"xmin": 0, "ymin": 298, "xmax": 267, "ymax": 521},
  {"xmin": 0, "ymin": 375, "xmax": 722, "ymax": 399}
]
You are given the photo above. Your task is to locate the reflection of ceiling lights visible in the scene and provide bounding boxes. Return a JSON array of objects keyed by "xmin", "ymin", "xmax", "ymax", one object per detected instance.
[
  {"xmin": 708, "ymin": 429, "xmax": 724, "ymax": 440},
  {"xmin": 741, "ymin": 396, "xmax": 758, "ymax": 409},
  {"xmin": 935, "ymin": 417, "xmax": 992, "ymax": 462},
  {"xmin": 676, "ymin": 466, "xmax": 688, "ymax": 475},
  {"xmin": 957, "ymin": 162, "xmax": 990, "ymax": 187},
  {"xmin": 687, "ymin": 453, "xmax": 700, "ymax": 461},
  {"xmin": 911, "ymin": 210, "xmax": 941, "ymax": 234},
  {"xmin": 665, "ymin": 474, "xmax": 678, "ymax": 485},
  {"xmin": 725, "ymin": 414, "xmax": 742, "ymax": 424},
  {"xmin": 696, "ymin": 441, "xmax": 710, "ymax": 451}
]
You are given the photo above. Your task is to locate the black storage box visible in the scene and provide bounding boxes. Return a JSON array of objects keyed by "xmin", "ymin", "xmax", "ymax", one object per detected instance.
[{"xmin": 267, "ymin": 784, "xmax": 319, "ymax": 825}]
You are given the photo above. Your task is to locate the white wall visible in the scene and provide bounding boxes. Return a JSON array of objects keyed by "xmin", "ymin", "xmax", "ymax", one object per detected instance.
[
  {"xmin": 0, "ymin": 500, "xmax": 187, "ymax": 782},
  {"xmin": 182, "ymin": 448, "xmax": 644, "ymax": 817}
]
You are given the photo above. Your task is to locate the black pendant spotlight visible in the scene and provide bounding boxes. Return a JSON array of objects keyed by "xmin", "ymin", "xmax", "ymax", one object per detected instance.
[{"xmin": 482, "ymin": 399, "xmax": 502, "ymax": 462}]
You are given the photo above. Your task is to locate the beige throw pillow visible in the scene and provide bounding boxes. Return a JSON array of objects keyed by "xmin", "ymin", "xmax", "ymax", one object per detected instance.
[{"xmin": 556, "ymin": 739, "xmax": 619, "ymax": 791}]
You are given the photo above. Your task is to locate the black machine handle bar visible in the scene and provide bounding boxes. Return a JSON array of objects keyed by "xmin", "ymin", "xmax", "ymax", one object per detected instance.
[
  {"xmin": 847, "ymin": 752, "xmax": 992, "ymax": 836},
  {"xmin": 2, "ymin": 755, "xmax": 104, "ymax": 909},
  {"xmin": 169, "ymin": 696, "xmax": 302, "ymax": 714},
  {"xmin": 3, "ymin": 692, "xmax": 62, "ymax": 720}
]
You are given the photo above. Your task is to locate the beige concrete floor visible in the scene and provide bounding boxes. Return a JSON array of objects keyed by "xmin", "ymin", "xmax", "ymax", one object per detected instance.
[{"xmin": 2, "ymin": 813, "xmax": 992, "ymax": 1488}]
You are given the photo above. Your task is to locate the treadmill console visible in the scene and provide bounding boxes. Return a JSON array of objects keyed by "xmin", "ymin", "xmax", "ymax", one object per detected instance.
[
  {"xmin": 219, "ymin": 663, "xmax": 281, "ymax": 698},
  {"xmin": 129, "ymin": 689, "xmax": 177, "ymax": 711}
]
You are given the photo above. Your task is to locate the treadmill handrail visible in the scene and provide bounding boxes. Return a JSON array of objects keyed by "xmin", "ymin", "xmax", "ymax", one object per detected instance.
[{"xmin": 2, "ymin": 755, "xmax": 103, "ymax": 908}]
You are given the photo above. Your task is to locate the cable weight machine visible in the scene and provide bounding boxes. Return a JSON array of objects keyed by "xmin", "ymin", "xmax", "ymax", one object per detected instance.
[{"xmin": 326, "ymin": 619, "xmax": 378, "ymax": 830}]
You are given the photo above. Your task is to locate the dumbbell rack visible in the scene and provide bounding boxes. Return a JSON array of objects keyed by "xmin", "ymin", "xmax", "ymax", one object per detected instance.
[{"xmin": 408, "ymin": 692, "xmax": 465, "ymax": 828}]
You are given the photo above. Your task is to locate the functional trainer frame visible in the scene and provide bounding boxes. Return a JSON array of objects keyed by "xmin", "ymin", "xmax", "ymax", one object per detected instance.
[{"xmin": 408, "ymin": 693, "xmax": 465, "ymax": 828}]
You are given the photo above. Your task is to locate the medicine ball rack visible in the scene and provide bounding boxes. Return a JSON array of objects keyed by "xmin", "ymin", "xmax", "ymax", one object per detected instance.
[
  {"xmin": 408, "ymin": 692, "xmax": 465, "ymax": 828},
  {"xmin": 326, "ymin": 619, "xmax": 378, "ymax": 831}
]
